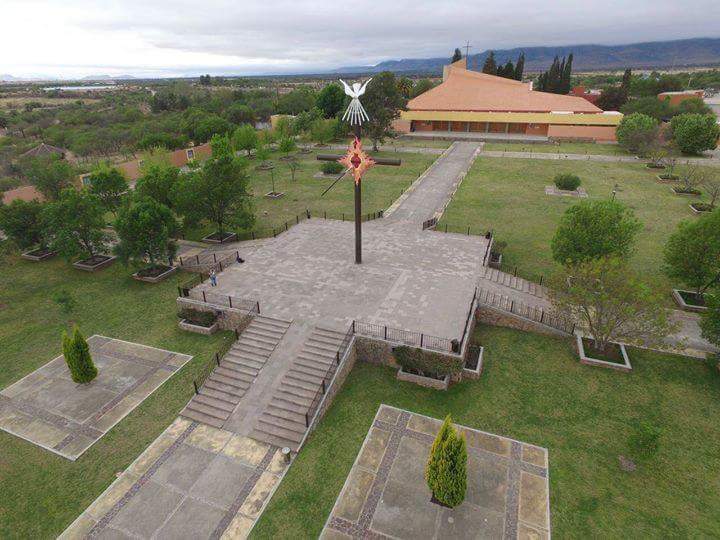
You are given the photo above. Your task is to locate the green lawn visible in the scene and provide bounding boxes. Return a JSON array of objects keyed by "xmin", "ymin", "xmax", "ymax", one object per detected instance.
[
  {"xmin": 0, "ymin": 253, "xmax": 231, "ymax": 538},
  {"xmin": 253, "ymin": 325, "xmax": 720, "ymax": 539},
  {"xmin": 184, "ymin": 149, "xmax": 435, "ymax": 240},
  {"xmin": 483, "ymin": 141, "xmax": 632, "ymax": 156},
  {"xmin": 438, "ymin": 157, "xmax": 714, "ymax": 288}
]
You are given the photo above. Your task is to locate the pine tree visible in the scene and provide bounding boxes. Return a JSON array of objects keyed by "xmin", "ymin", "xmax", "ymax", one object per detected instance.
[
  {"xmin": 426, "ymin": 415, "xmax": 468, "ymax": 508},
  {"xmin": 498, "ymin": 60, "xmax": 515, "ymax": 79},
  {"xmin": 482, "ymin": 51, "xmax": 497, "ymax": 75},
  {"xmin": 62, "ymin": 327, "xmax": 98, "ymax": 384},
  {"xmin": 426, "ymin": 415, "xmax": 453, "ymax": 493},
  {"xmin": 514, "ymin": 53, "xmax": 525, "ymax": 81},
  {"xmin": 562, "ymin": 53, "xmax": 574, "ymax": 94},
  {"xmin": 451, "ymin": 48, "xmax": 462, "ymax": 63}
]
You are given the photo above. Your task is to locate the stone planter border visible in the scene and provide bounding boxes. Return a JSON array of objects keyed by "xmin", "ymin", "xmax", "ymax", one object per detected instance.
[
  {"xmin": 488, "ymin": 252, "xmax": 502, "ymax": 270},
  {"xmin": 21, "ymin": 248, "xmax": 57, "ymax": 262},
  {"xmin": 178, "ymin": 318, "xmax": 219, "ymax": 335},
  {"xmin": 396, "ymin": 367, "xmax": 450, "ymax": 390},
  {"xmin": 689, "ymin": 203, "xmax": 713, "ymax": 214},
  {"xmin": 202, "ymin": 231, "xmax": 237, "ymax": 244},
  {"xmin": 72, "ymin": 255, "xmax": 116, "ymax": 272},
  {"xmin": 671, "ymin": 186, "xmax": 701, "ymax": 196},
  {"xmin": 132, "ymin": 265, "xmax": 178, "ymax": 283},
  {"xmin": 656, "ymin": 174, "xmax": 679, "ymax": 183},
  {"xmin": 576, "ymin": 333, "xmax": 632, "ymax": 372},
  {"xmin": 545, "ymin": 185, "xmax": 588, "ymax": 198},
  {"xmin": 264, "ymin": 191, "xmax": 285, "ymax": 199},
  {"xmin": 671, "ymin": 289, "xmax": 708, "ymax": 312},
  {"xmin": 462, "ymin": 345, "xmax": 484, "ymax": 380}
]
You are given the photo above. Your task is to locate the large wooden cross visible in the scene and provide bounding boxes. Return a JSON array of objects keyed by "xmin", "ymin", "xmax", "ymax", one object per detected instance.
[{"xmin": 316, "ymin": 80, "xmax": 401, "ymax": 264}]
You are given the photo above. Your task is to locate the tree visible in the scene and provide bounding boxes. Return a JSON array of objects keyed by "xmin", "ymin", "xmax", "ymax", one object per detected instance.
[
  {"xmin": 316, "ymin": 84, "xmax": 346, "ymax": 119},
  {"xmin": 701, "ymin": 174, "xmax": 720, "ymax": 209},
  {"xmin": 426, "ymin": 416, "xmax": 453, "ymax": 494},
  {"xmin": 664, "ymin": 209, "xmax": 720, "ymax": 297},
  {"xmin": 286, "ymin": 157, "xmax": 301, "ymax": 182},
  {"xmin": 670, "ymin": 114, "xmax": 720, "ymax": 155},
  {"xmin": 410, "ymin": 79, "xmax": 434, "ymax": 98},
  {"xmin": 362, "ymin": 72, "xmax": 407, "ymax": 151},
  {"xmin": 514, "ymin": 53, "xmax": 525, "ymax": 81},
  {"xmin": 87, "ymin": 166, "xmax": 128, "ymax": 215},
  {"xmin": 232, "ymin": 124, "xmax": 259, "ymax": 158},
  {"xmin": 62, "ymin": 326, "xmax": 98, "ymax": 384},
  {"xmin": 675, "ymin": 97, "xmax": 714, "ymax": 116},
  {"xmin": 172, "ymin": 135, "xmax": 254, "ymax": 235},
  {"xmin": 114, "ymin": 197, "xmax": 178, "ymax": 269},
  {"xmin": 426, "ymin": 415, "xmax": 467, "ymax": 508},
  {"xmin": 278, "ymin": 136, "xmax": 297, "ymax": 157},
  {"xmin": 621, "ymin": 96, "xmax": 674, "ymax": 121},
  {"xmin": 451, "ymin": 48, "xmax": 462, "ymax": 63},
  {"xmin": 277, "ymin": 87, "xmax": 317, "ymax": 115},
  {"xmin": 615, "ymin": 113, "xmax": 660, "ymax": 155},
  {"xmin": 135, "ymin": 162, "xmax": 180, "ymax": 210},
  {"xmin": 225, "ymin": 103, "xmax": 256, "ymax": 126},
  {"xmin": 700, "ymin": 292, "xmax": 720, "ymax": 348},
  {"xmin": 596, "ymin": 86, "xmax": 628, "ymax": 111},
  {"xmin": 550, "ymin": 257, "xmax": 673, "ymax": 352},
  {"xmin": 193, "ymin": 115, "xmax": 232, "ymax": 143},
  {"xmin": 0, "ymin": 199, "xmax": 46, "ymax": 250},
  {"xmin": 482, "ymin": 51, "xmax": 497, "ymax": 75},
  {"xmin": 397, "ymin": 77, "xmax": 413, "ymax": 99},
  {"xmin": 42, "ymin": 188, "xmax": 110, "ymax": 261},
  {"xmin": 310, "ymin": 119, "xmax": 335, "ymax": 145},
  {"xmin": 536, "ymin": 54, "xmax": 573, "ymax": 94},
  {"xmin": 22, "ymin": 155, "xmax": 74, "ymax": 201},
  {"xmin": 551, "ymin": 200, "xmax": 641, "ymax": 266},
  {"xmin": 497, "ymin": 60, "xmax": 515, "ymax": 80}
]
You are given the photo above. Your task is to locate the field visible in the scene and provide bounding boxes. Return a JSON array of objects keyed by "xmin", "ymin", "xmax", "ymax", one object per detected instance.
[
  {"xmin": 0, "ymin": 96, "xmax": 101, "ymax": 110},
  {"xmin": 253, "ymin": 325, "xmax": 720, "ymax": 539},
  {"xmin": 483, "ymin": 141, "xmax": 632, "ymax": 156},
  {"xmin": 438, "ymin": 157, "xmax": 715, "ymax": 289},
  {"xmin": 0, "ymin": 254, "xmax": 230, "ymax": 538}
]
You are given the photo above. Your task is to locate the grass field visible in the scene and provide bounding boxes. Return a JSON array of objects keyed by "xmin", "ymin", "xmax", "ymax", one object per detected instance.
[
  {"xmin": 184, "ymin": 149, "xmax": 435, "ymax": 240},
  {"xmin": 483, "ymin": 141, "xmax": 632, "ymax": 156},
  {"xmin": 253, "ymin": 325, "xmax": 720, "ymax": 539},
  {"xmin": 438, "ymin": 157, "xmax": 715, "ymax": 289},
  {"xmin": 0, "ymin": 254, "xmax": 230, "ymax": 538}
]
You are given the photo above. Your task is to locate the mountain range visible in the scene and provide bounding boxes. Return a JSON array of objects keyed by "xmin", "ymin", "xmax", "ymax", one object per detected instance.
[{"xmin": 336, "ymin": 37, "xmax": 720, "ymax": 74}]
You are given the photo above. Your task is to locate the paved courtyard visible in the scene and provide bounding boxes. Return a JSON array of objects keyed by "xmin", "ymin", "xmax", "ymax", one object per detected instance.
[
  {"xmin": 321, "ymin": 405, "xmax": 551, "ymax": 540},
  {"xmin": 0, "ymin": 336, "xmax": 191, "ymax": 460},
  {"xmin": 61, "ymin": 417, "xmax": 289, "ymax": 539}
]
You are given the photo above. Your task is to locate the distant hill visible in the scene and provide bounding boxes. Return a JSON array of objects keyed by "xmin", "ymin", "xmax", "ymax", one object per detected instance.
[{"xmin": 336, "ymin": 37, "xmax": 720, "ymax": 75}]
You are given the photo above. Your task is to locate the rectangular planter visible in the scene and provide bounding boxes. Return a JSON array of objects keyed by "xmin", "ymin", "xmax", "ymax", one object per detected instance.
[
  {"xmin": 671, "ymin": 289, "xmax": 708, "ymax": 313},
  {"xmin": 689, "ymin": 203, "xmax": 713, "ymax": 214},
  {"xmin": 396, "ymin": 367, "xmax": 450, "ymax": 390},
  {"xmin": 576, "ymin": 334, "xmax": 632, "ymax": 372},
  {"xmin": 178, "ymin": 318, "xmax": 219, "ymax": 335},
  {"xmin": 462, "ymin": 346, "xmax": 484, "ymax": 380},
  {"xmin": 202, "ymin": 232, "xmax": 237, "ymax": 244},
  {"xmin": 656, "ymin": 174, "xmax": 679, "ymax": 183},
  {"xmin": 132, "ymin": 265, "xmax": 178, "ymax": 283},
  {"xmin": 488, "ymin": 253, "xmax": 502, "ymax": 270},
  {"xmin": 72, "ymin": 255, "xmax": 116, "ymax": 272},
  {"xmin": 21, "ymin": 248, "xmax": 56, "ymax": 262},
  {"xmin": 671, "ymin": 186, "xmax": 701, "ymax": 196}
]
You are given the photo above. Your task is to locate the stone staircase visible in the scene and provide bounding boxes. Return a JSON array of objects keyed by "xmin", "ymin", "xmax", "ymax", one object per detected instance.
[
  {"xmin": 181, "ymin": 315, "xmax": 291, "ymax": 428},
  {"xmin": 251, "ymin": 326, "xmax": 350, "ymax": 451},
  {"xmin": 478, "ymin": 266, "xmax": 548, "ymax": 299}
]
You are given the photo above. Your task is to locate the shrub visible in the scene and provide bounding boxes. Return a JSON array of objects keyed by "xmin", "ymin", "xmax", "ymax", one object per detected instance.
[
  {"xmin": 615, "ymin": 113, "xmax": 659, "ymax": 155},
  {"xmin": 426, "ymin": 415, "xmax": 467, "ymax": 508},
  {"xmin": 62, "ymin": 327, "xmax": 98, "ymax": 384},
  {"xmin": 628, "ymin": 421, "xmax": 661, "ymax": 457},
  {"xmin": 554, "ymin": 173, "xmax": 581, "ymax": 191},
  {"xmin": 393, "ymin": 346, "xmax": 463, "ymax": 377},
  {"xmin": 52, "ymin": 289, "xmax": 75, "ymax": 314},
  {"xmin": 670, "ymin": 113, "xmax": 720, "ymax": 155},
  {"xmin": 0, "ymin": 177, "xmax": 20, "ymax": 192},
  {"xmin": 321, "ymin": 161, "xmax": 344, "ymax": 175},
  {"xmin": 178, "ymin": 307, "xmax": 218, "ymax": 327}
]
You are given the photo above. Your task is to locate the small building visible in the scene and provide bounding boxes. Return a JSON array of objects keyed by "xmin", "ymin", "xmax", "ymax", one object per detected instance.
[
  {"xmin": 19, "ymin": 143, "xmax": 75, "ymax": 162},
  {"xmin": 568, "ymin": 86, "xmax": 601, "ymax": 105},
  {"xmin": 658, "ymin": 90, "xmax": 705, "ymax": 107},
  {"xmin": 399, "ymin": 59, "xmax": 622, "ymax": 142}
]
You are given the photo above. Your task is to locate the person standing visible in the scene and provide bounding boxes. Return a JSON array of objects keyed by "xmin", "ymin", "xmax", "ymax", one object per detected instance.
[{"xmin": 209, "ymin": 269, "xmax": 217, "ymax": 287}]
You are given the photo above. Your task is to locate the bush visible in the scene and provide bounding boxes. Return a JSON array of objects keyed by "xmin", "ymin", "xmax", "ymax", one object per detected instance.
[
  {"xmin": 178, "ymin": 307, "xmax": 218, "ymax": 327},
  {"xmin": 616, "ymin": 113, "xmax": 659, "ymax": 154},
  {"xmin": 0, "ymin": 177, "xmax": 20, "ymax": 192},
  {"xmin": 670, "ymin": 113, "xmax": 720, "ymax": 155},
  {"xmin": 554, "ymin": 173, "xmax": 581, "ymax": 191},
  {"xmin": 393, "ymin": 346, "xmax": 463, "ymax": 377},
  {"xmin": 426, "ymin": 415, "xmax": 467, "ymax": 508},
  {"xmin": 321, "ymin": 161, "xmax": 344, "ymax": 175},
  {"xmin": 62, "ymin": 327, "xmax": 98, "ymax": 384},
  {"xmin": 628, "ymin": 421, "xmax": 661, "ymax": 457}
]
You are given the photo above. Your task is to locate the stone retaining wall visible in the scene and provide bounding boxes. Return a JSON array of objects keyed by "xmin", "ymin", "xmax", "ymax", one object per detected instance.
[
  {"xmin": 176, "ymin": 297, "xmax": 253, "ymax": 332},
  {"xmin": 476, "ymin": 305, "xmax": 569, "ymax": 337}
]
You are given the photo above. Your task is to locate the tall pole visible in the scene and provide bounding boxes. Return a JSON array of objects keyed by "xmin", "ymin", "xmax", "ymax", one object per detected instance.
[{"xmin": 354, "ymin": 124, "xmax": 362, "ymax": 264}]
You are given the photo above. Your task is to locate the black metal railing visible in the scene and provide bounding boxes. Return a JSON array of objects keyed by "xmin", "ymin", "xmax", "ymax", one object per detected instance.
[
  {"xmin": 458, "ymin": 287, "xmax": 478, "ymax": 352},
  {"xmin": 192, "ymin": 324, "xmax": 242, "ymax": 395},
  {"xmin": 303, "ymin": 324, "xmax": 355, "ymax": 428},
  {"xmin": 352, "ymin": 320, "xmax": 455, "ymax": 353},
  {"xmin": 178, "ymin": 250, "xmax": 239, "ymax": 274},
  {"xmin": 180, "ymin": 287, "xmax": 261, "ymax": 314},
  {"xmin": 476, "ymin": 287, "xmax": 575, "ymax": 334}
]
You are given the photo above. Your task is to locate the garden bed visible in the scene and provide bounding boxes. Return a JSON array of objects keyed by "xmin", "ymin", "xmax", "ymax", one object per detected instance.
[
  {"xmin": 132, "ymin": 265, "xmax": 177, "ymax": 283},
  {"xmin": 178, "ymin": 318, "xmax": 219, "ymax": 335},
  {"xmin": 463, "ymin": 344, "xmax": 484, "ymax": 379},
  {"xmin": 72, "ymin": 255, "xmax": 116, "ymax": 272},
  {"xmin": 671, "ymin": 186, "xmax": 702, "ymax": 196},
  {"xmin": 671, "ymin": 289, "xmax": 708, "ymax": 312},
  {"xmin": 396, "ymin": 367, "xmax": 449, "ymax": 390},
  {"xmin": 265, "ymin": 191, "xmax": 285, "ymax": 199},
  {"xmin": 20, "ymin": 247, "xmax": 56, "ymax": 262},
  {"xmin": 689, "ymin": 202, "xmax": 714, "ymax": 214},
  {"xmin": 202, "ymin": 231, "xmax": 237, "ymax": 244},
  {"xmin": 488, "ymin": 251, "xmax": 502, "ymax": 269},
  {"xmin": 545, "ymin": 185, "xmax": 588, "ymax": 198},
  {"xmin": 656, "ymin": 174, "xmax": 679, "ymax": 182},
  {"xmin": 256, "ymin": 163, "xmax": 275, "ymax": 171},
  {"xmin": 646, "ymin": 163, "xmax": 666, "ymax": 170},
  {"xmin": 576, "ymin": 334, "xmax": 632, "ymax": 372}
]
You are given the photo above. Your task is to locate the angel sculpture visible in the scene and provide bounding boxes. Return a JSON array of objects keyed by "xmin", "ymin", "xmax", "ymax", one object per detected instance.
[{"xmin": 340, "ymin": 78, "xmax": 372, "ymax": 126}]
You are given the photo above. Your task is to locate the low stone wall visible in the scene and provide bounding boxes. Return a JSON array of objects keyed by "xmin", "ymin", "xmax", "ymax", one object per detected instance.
[
  {"xmin": 176, "ymin": 296, "xmax": 253, "ymax": 332},
  {"xmin": 476, "ymin": 305, "xmax": 569, "ymax": 337},
  {"xmin": 397, "ymin": 368, "xmax": 450, "ymax": 390}
]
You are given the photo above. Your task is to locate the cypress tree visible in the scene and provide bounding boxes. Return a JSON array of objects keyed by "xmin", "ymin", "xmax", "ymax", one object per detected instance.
[
  {"xmin": 426, "ymin": 415, "xmax": 468, "ymax": 508},
  {"xmin": 482, "ymin": 51, "xmax": 497, "ymax": 75},
  {"xmin": 498, "ymin": 60, "xmax": 515, "ymax": 79},
  {"xmin": 62, "ymin": 326, "xmax": 98, "ymax": 383},
  {"xmin": 514, "ymin": 53, "xmax": 525, "ymax": 81},
  {"xmin": 451, "ymin": 48, "xmax": 462, "ymax": 63},
  {"xmin": 426, "ymin": 415, "xmax": 453, "ymax": 493},
  {"xmin": 562, "ymin": 53, "xmax": 574, "ymax": 94}
]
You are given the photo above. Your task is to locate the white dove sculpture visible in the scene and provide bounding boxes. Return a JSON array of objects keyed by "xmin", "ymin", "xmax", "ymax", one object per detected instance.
[{"xmin": 340, "ymin": 78, "xmax": 372, "ymax": 126}]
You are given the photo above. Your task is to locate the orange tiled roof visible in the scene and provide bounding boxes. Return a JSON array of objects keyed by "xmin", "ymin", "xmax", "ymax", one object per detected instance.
[
  {"xmin": 1, "ymin": 185, "xmax": 44, "ymax": 204},
  {"xmin": 408, "ymin": 66, "xmax": 602, "ymax": 114}
]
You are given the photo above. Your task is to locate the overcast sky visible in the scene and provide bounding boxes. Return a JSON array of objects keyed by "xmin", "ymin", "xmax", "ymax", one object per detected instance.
[{"xmin": 2, "ymin": 0, "xmax": 719, "ymax": 79}]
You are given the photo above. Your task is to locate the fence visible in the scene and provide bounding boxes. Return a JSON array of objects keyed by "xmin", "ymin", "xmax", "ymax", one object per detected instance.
[
  {"xmin": 192, "ymin": 326, "xmax": 241, "ymax": 396},
  {"xmin": 179, "ymin": 286, "xmax": 261, "ymax": 314},
  {"xmin": 303, "ymin": 324, "xmax": 355, "ymax": 428},
  {"xmin": 352, "ymin": 320, "xmax": 457, "ymax": 353},
  {"xmin": 177, "ymin": 250, "xmax": 239, "ymax": 274},
  {"xmin": 475, "ymin": 287, "xmax": 575, "ymax": 334},
  {"xmin": 458, "ymin": 287, "xmax": 478, "ymax": 352}
]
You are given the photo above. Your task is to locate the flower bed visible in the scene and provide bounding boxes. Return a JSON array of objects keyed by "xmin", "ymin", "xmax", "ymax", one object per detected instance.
[
  {"xmin": 575, "ymin": 334, "xmax": 632, "ymax": 372},
  {"xmin": 132, "ymin": 264, "xmax": 178, "ymax": 283},
  {"xmin": 264, "ymin": 191, "xmax": 285, "ymax": 199},
  {"xmin": 202, "ymin": 231, "xmax": 237, "ymax": 244},
  {"xmin": 20, "ymin": 247, "xmax": 56, "ymax": 262},
  {"xmin": 396, "ymin": 367, "xmax": 450, "ymax": 390},
  {"xmin": 463, "ymin": 344, "xmax": 484, "ymax": 379},
  {"xmin": 392, "ymin": 345, "xmax": 462, "ymax": 389},
  {"xmin": 72, "ymin": 255, "xmax": 116, "ymax": 272},
  {"xmin": 671, "ymin": 186, "xmax": 702, "ymax": 196},
  {"xmin": 671, "ymin": 289, "xmax": 708, "ymax": 312},
  {"xmin": 656, "ymin": 174, "xmax": 679, "ymax": 182},
  {"xmin": 689, "ymin": 202, "xmax": 714, "ymax": 214},
  {"xmin": 177, "ymin": 307, "xmax": 219, "ymax": 334}
]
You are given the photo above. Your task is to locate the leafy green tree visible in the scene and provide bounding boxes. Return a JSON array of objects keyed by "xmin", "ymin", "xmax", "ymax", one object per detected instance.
[
  {"xmin": 397, "ymin": 77, "xmax": 413, "ymax": 99},
  {"xmin": 700, "ymin": 292, "xmax": 720, "ymax": 348},
  {"xmin": 135, "ymin": 162, "xmax": 180, "ymax": 210},
  {"xmin": 225, "ymin": 103, "xmax": 256, "ymax": 126},
  {"xmin": 114, "ymin": 197, "xmax": 178, "ymax": 269},
  {"xmin": 42, "ymin": 189, "xmax": 110, "ymax": 261},
  {"xmin": 596, "ymin": 86, "xmax": 628, "ymax": 111},
  {"xmin": 675, "ymin": 97, "xmax": 714, "ymax": 116},
  {"xmin": 255, "ymin": 141, "xmax": 271, "ymax": 164},
  {"xmin": 550, "ymin": 257, "xmax": 673, "ymax": 352},
  {"xmin": 316, "ymin": 84, "xmax": 346, "ymax": 119},
  {"xmin": 62, "ymin": 326, "xmax": 98, "ymax": 383},
  {"xmin": 615, "ymin": 113, "xmax": 659, "ymax": 155},
  {"xmin": 286, "ymin": 157, "xmax": 301, "ymax": 182},
  {"xmin": 664, "ymin": 209, "xmax": 720, "ymax": 297},
  {"xmin": 137, "ymin": 132, "xmax": 188, "ymax": 151},
  {"xmin": 310, "ymin": 119, "xmax": 335, "ymax": 145},
  {"xmin": 291, "ymin": 108, "xmax": 323, "ymax": 134},
  {"xmin": 410, "ymin": 79, "xmax": 434, "ymax": 98},
  {"xmin": 232, "ymin": 124, "xmax": 259, "ymax": 157},
  {"xmin": 277, "ymin": 87, "xmax": 317, "ymax": 115},
  {"xmin": 621, "ymin": 96, "xmax": 674, "ymax": 121},
  {"xmin": 482, "ymin": 51, "xmax": 497, "ymax": 74},
  {"xmin": 0, "ymin": 199, "xmax": 46, "ymax": 250},
  {"xmin": 362, "ymin": 72, "xmax": 407, "ymax": 151},
  {"xmin": 193, "ymin": 115, "xmax": 232, "ymax": 143},
  {"xmin": 172, "ymin": 135, "xmax": 254, "ymax": 235},
  {"xmin": 22, "ymin": 155, "xmax": 74, "ymax": 201},
  {"xmin": 87, "ymin": 166, "xmax": 128, "ymax": 215},
  {"xmin": 514, "ymin": 53, "xmax": 525, "ymax": 80},
  {"xmin": 551, "ymin": 200, "xmax": 641, "ymax": 266},
  {"xmin": 670, "ymin": 114, "xmax": 720, "ymax": 155},
  {"xmin": 278, "ymin": 136, "xmax": 297, "ymax": 156},
  {"xmin": 451, "ymin": 48, "xmax": 462, "ymax": 63}
]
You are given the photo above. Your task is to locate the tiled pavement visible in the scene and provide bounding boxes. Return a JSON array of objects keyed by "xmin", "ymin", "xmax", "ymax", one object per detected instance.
[
  {"xmin": 60, "ymin": 417, "xmax": 289, "ymax": 540},
  {"xmin": 0, "ymin": 336, "xmax": 191, "ymax": 460},
  {"xmin": 321, "ymin": 405, "xmax": 551, "ymax": 540}
]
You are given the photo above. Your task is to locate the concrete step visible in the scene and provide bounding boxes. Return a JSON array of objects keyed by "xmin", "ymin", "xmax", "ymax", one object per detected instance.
[
  {"xmin": 275, "ymin": 391, "xmax": 313, "ymax": 408},
  {"xmin": 240, "ymin": 330, "xmax": 279, "ymax": 346},
  {"xmin": 258, "ymin": 414, "xmax": 306, "ymax": 435},
  {"xmin": 215, "ymin": 365, "xmax": 255, "ymax": 383},
  {"xmin": 204, "ymin": 378, "xmax": 247, "ymax": 396},
  {"xmin": 303, "ymin": 342, "xmax": 339, "ymax": 356},
  {"xmin": 250, "ymin": 429, "xmax": 300, "ymax": 452},
  {"xmin": 199, "ymin": 386, "xmax": 242, "ymax": 404},
  {"xmin": 307, "ymin": 334, "xmax": 344, "ymax": 347},
  {"xmin": 264, "ymin": 405, "xmax": 308, "ymax": 425},
  {"xmin": 194, "ymin": 393, "xmax": 237, "ymax": 413},
  {"xmin": 290, "ymin": 361, "xmax": 329, "ymax": 378},
  {"xmin": 296, "ymin": 353, "xmax": 335, "ymax": 367},
  {"xmin": 269, "ymin": 398, "xmax": 303, "ymax": 416},
  {"xmin": 252, "ymin": 316, "xmax": 292, "ymax": 331},
  {"xmin": 237, "ymin": 337, "xmax": 276, "ymax": 352},
  {"xmin": 295, "ymin": 358, "xmax": 334, "ymax": 375},
  {"xmin": 244, "ymin": 327, "xmax": 285, "ymax": 341},
  {"xmin": 220, "ymin": 359, "xmax": 259, "ymax": 377},
  {"xmin": 282, "ymin": 380, "xmax": 318, "ymax": 399},
  {"xmin": 232, "ymin": 344, "xmax": 271, "ymax": 360},
  {"xmin": 209, "ymin": 373, "xmax": 251, "ymax": 391},
  {"xmin": 256, "ymin": 420, "xmax": 305, "ymax": 442},
  {"xmin": 287, "ymin": 368, "xmax": 324, "ymax": 385},
  {"xmin": 182, "ymin": 407, "xmax": 225, "ymax": 428},
  {"xmin": 183, "ymin": 400, "xmax": 228, "ymax": 421},
  {"xmin": 314, "ymin": 326, "xmax": 348, "ymax": 339}
]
